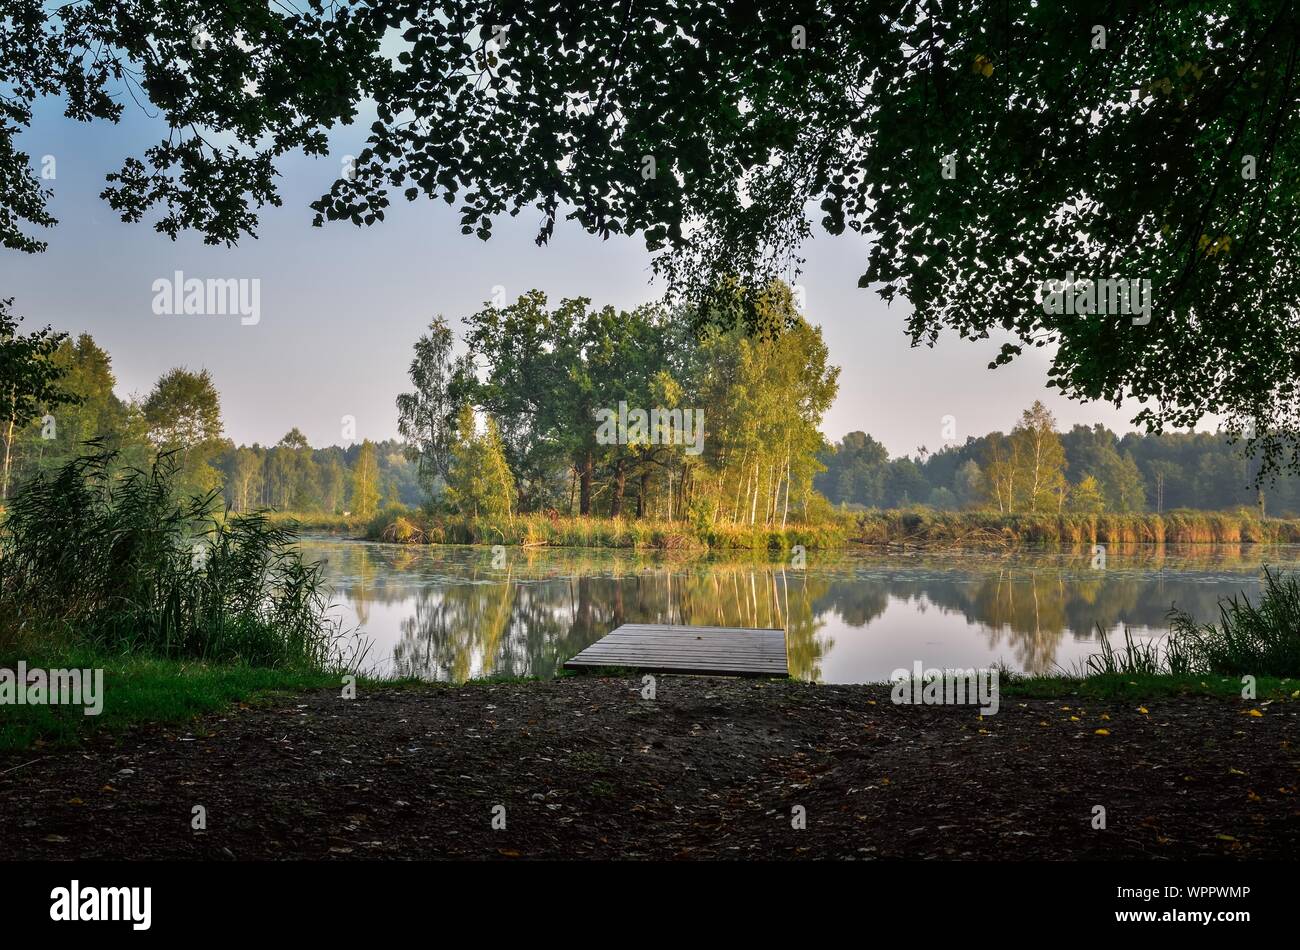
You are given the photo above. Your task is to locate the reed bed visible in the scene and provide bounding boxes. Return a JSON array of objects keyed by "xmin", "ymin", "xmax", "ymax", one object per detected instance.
[
  {"xmin": 364, "ymin": 509, "xmax": 849, "ymax": 551},
  {"xmin": 853, "ymin": 508, "xmax": 1300, "ymax": 546},
  {"xmin": 1167, "ymin": 568, "xmax": 1300, "ymax": 676},
  {"xmin": 0, "ymin": 450, "xmax": 350, "ymax": 670}
]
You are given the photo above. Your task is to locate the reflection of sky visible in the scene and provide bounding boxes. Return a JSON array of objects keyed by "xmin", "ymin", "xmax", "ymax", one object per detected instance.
[
  {"xmin": 812, "ymin": 598, "xmax": 1169, "ymax": 683},
  {"xmin": 301, "ymin": 540, "xmax": 1300, "ymax": 684}
]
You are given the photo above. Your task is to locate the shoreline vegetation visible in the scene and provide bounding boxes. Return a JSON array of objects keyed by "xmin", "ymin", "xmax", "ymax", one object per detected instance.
[
  {"xmin": 361, "ymin": 507, "xmax": 848, "ymax": 550},
  {"xmin": 352, "ymin": 506, "xmax": 1300, "ymax": 550},
  {"xmin": 850, "ymin": 508, "xmax": 1300, "ymax": 546}
]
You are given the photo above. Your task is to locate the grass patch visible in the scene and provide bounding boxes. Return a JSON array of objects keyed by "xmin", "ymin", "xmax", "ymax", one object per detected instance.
[
  {"xmin": 0, "ymin": 648, "xmax": 343, "ymax": 752},
  {"xmin": 1001, "ymin": 671, "xmax": 1297, "ymax": 702},
  {"xmin": 0, "ymin": 649, "xmax": 555, "ymax": 752},
  {"xmin": 1168, "ymin": 567, "xmax": 1300, "ymax": 676}
]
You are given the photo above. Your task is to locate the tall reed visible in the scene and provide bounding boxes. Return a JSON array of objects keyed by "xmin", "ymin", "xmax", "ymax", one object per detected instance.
[
  {"xmin": 1167, "ymin": 568, "xmax": 1300, "ymax": 676},
  {"xmin": 0, "ymin": 449, "xmax": 349, "ymax": 670}
]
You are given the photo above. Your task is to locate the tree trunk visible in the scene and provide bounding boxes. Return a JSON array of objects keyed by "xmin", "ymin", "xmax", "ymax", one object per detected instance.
[
  {"xmin": 781, "ymin": 451, "xmax": 791, "ymax": 529},
  {"xmin": 611, "ymin": 457, "xmax": 626, "ymax": 517},
  {"xmin": 579, "ymin": 451, "xmax": 593, "ymax": 516},
  {"xmin": 2, "ymin": 412, "xmax": 13, "ymax": 501},
  {"xmin": 767, "ymin": 462, "xmax": 777, "ymax": 525},
  {"xmin": 637, "ymin": 470, "xmax": 650, "ymax": 518},
  {"xmin": 733, "ymin": 451, "xmax": 748, "ymax": 523}
]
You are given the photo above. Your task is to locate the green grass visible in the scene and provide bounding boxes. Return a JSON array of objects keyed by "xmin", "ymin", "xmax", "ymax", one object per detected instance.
[
  {"xmin": 0, "ymin": 648, "xmax": 344, "ymax": 752},
  {"xmin": 1000, "ymin": 671, "xmax": 1298, "ymax": 702},
  {"xmin": 0, "ymin": 646, "xmax": 556, "ymax": 752}
]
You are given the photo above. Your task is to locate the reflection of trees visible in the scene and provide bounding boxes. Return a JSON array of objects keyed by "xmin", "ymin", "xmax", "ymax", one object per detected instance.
[
  {"xmin": 391, "ymin": 571, "xmax": 580, "ymax": 682},
  {"xmin": 810, "ymin": 584, "xmax": 890, "ymax": 627},
  {"xmin": 865, "ymin": 560, "xmax": 1277, "ymax": 674},
  {"xmin": 385, "ymin": 564, "xmax": 833, "ymax": 683},
  {"xmin": 974, "ymin": 571, "xmax": 1072, "ymax": 673},
  {"xmin": 299, "ymin": 540, "xmax": 1297, "ymax": 682}
]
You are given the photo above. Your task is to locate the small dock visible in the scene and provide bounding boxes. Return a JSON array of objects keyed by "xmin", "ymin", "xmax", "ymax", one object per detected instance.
[{"xmin": 563, "ymin": 623, "xmax": 788, "ymax": 677}]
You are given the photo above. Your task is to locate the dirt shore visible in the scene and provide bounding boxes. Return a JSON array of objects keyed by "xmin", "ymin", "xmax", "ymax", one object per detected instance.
[{"xmin": 2, "ymin": 676, "xmax": 1296, "ymax": 860}]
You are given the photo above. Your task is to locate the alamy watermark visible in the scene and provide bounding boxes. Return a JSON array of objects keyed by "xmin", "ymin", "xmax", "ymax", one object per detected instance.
[
  {"xmin": 0, "ymin": 662, "xmax": 103, "ymax": 716},
  {"xmin": 50, "ymin": 881, "xmax": 150, "ymax": 930},
  {"xmin": 1039, "ymin": 271, "xmax": 1152, "ymax": 325},
  {"xmin": 594, "ymin": 402, "xmax": 704, "ymax": 456},
  {"xmin": 152, "ymin": 270, "xmax": 261, "ymax": 326},
  {"xmin": 890, "ymin": 662, "xmax": 1000, "ymax": 715}
]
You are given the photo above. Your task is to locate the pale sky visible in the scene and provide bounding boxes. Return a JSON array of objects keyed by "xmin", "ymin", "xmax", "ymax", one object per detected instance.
[{"xmin": 0, "ymin": 97, "xmax": 1152, "ymax": 457}]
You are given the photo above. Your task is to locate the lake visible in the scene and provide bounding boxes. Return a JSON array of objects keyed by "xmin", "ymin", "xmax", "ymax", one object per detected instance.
[{"xmin": 295, "ymin": 539, "xmax": 1300, "ymax": 683}]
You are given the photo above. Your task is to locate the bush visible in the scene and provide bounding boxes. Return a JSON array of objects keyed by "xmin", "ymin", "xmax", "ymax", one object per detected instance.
[{"xmin": 0, "ymin": 450, "xmax": 348, "ymax": 670}]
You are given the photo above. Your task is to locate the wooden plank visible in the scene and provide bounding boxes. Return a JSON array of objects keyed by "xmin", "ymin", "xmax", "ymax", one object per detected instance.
[
  {"xmin": 573, "ymin": 646, "xmax": 787, "ymax": 658},
  {"xmin": 563, "ymin": 622, "xmax": 788, "ymax": 677},
  {"xmin": 614, "ymin": 625, "xmax": 780, "ymax": 636},
  {"xmin": 573, "ymin": 647, "xmax": 787, "ymax": 657}
]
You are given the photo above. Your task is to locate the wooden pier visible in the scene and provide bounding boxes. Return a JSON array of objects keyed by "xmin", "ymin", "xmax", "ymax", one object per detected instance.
[{"xmin": 563, "ymin": 623, "xmax": 788, "ymax": 677}]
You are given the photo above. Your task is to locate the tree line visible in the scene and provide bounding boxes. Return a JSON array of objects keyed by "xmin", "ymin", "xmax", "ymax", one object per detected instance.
[
  {"xmin": 818, "ymin": 401, "xmax": 1294, "ymax": 516},
  {"xmin": 10, "ymin": 297, "xmax": 1292, "ymax": 525}
]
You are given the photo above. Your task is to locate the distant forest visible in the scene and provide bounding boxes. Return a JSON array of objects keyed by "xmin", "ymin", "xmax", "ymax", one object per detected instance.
[
  {"xmin": 817, "ymin": 401, "xmax": 1289, "ymax": 516},
  {"xmin": 1, "ymin": 333, "xmax": 423, "ymax": 516}
]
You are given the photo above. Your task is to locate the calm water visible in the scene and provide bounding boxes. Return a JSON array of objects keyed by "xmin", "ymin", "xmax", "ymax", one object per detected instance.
[{"xmin": 296, "ymin": 539, "xmax": 1300, "ymax": 683}]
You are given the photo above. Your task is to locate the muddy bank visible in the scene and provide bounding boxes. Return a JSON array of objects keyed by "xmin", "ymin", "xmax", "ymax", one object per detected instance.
[{"xmin": 2, "ymin": 677, "xmax": 1296, "ymax": 860}]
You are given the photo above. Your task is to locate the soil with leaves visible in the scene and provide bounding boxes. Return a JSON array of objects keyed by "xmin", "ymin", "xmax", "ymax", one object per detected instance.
[{"xmin": 3, "ymin": 677, "xmax": 1297, "ymax": 860}]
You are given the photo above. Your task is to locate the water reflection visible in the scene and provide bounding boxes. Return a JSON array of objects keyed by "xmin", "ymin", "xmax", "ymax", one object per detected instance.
[{"xmin": 297, "ymin": 540, "xmax": 1300, "ymax": 684}]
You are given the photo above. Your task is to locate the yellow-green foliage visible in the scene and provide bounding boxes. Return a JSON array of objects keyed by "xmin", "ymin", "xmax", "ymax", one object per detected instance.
[
  {"xmin": 365, "ymin": 511, "xmax": 849, "ymax": 550},
  {"xmin": 853, "ymin": 507, "xmax": 1300, "ymax": 545}
]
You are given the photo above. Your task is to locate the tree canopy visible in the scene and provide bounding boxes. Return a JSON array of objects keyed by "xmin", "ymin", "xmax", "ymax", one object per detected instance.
[
  {"xmin": 5, "ymin": 2, "xmax": 1300, "ymax": 468},
  {"xmin": 444, "ymin": 283, "xmax": 839, "ymax": 523}
]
